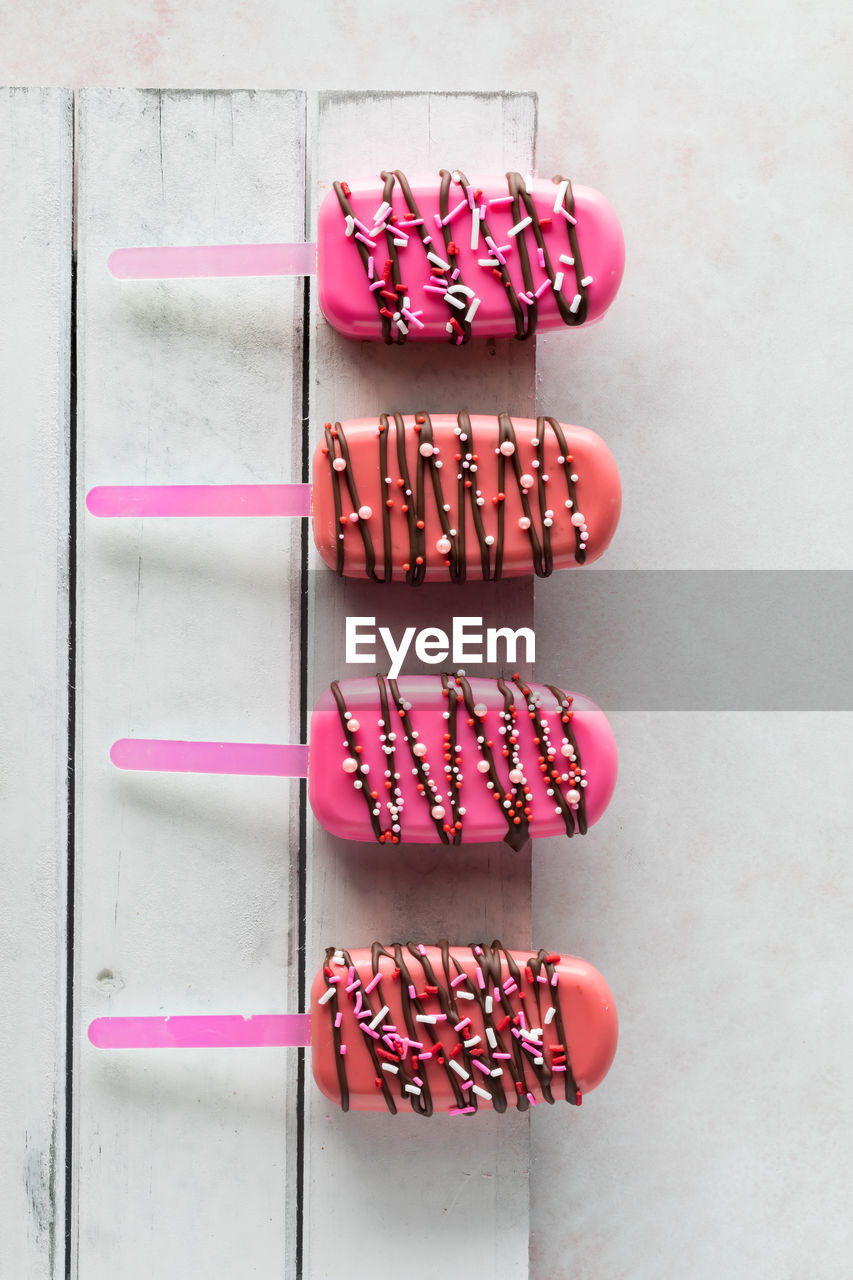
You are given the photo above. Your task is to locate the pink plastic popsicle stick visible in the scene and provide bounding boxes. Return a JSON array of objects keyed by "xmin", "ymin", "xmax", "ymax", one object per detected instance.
[
  {"xmin": 88, "ymin": 1014, "xmax": 311, "ymax": 1049},
  {"xmin": 110, "ymin": 739, "xmax": 310, "ymax": 777},
  {"xmin": 86, "ymin": 483, "xmax": 313, "ymax": 518},
  {"xmin": 108, "ymin": 242, "xmax": 317, "ymax": 280}
]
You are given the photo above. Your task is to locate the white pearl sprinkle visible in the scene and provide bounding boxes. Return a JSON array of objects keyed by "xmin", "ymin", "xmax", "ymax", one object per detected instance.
[
  {"xmin": 358, "ymin": 505, "xmax": 372, "ymax": 520},
  {"xmin": 332, "ymin": 458, "xmax": 347, "ymax": 472},
  {"xmin": 342, "ymin": 758, "xmax": 357, "ymax": 773}
]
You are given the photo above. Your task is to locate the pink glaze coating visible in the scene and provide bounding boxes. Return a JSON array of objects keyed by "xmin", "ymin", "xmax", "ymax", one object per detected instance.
[
  {"xmin": 310, "ymin": 942, "xmax": 618, "ymax": 1114},
  {"xmin": 311, "ymin": 413, "xmax": 621, "ymax": 582},
  {"xmin": 308, "ymin": 674, "xmax": 617, "ymax": 846},
  {"xmin": 317, "ymin": 171, "xmax": 624, "ymax": 343}
]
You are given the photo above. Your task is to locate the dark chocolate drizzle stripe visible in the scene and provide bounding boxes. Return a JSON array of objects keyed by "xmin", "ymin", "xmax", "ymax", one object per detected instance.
[
  {"xmin": 332, "ymin": 675, "xmax": 586, "ymax": 846},
  {"xmin": 324, "ymin": 412, "xmax": 586, "ymax": 583},
  {"xmin": 332, "ymin": 170, "xmax": 590, "ymax": 345},
  {"xmin": 320, "ymin": 941, "xmax": 582, "ymax": 1115}
]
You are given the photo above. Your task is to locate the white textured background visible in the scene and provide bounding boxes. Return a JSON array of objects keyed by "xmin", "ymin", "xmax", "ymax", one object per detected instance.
[{"xmin": 2, "ymin": 2, "xmax": 852, "ymax": 1277}]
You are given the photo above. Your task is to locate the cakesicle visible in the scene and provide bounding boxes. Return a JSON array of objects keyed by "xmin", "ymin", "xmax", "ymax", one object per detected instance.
[
  {"xmin": 110, "ymin": 673, "xmax": 618, "ymax": 849},
  {"xmin": 89, "ymin": 940, "xmax": 618, "ymax": 1116},
  {"xmin": 87, "ymin": 412, "xmax": 621, "ymax": 581},
  {"xmin": 108, "ymin": 169, "xmax": 625, "ymax": 344}
]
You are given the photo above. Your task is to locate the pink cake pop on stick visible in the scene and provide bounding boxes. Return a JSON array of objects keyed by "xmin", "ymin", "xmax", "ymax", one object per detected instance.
[
  {"xmin": 87, "ymin": 412, "xmax": 621, "ymax": 582},
  {"xmin": 108, "ymin": 169, "xmax": 624, "ymax": 344},
  {"xmin": 89, "ymin": 941, "xmax": 618, "ymax": 1115},
  {"xmin": 110, "ymin": 673, "xmax": 617, "ymax": 849}
]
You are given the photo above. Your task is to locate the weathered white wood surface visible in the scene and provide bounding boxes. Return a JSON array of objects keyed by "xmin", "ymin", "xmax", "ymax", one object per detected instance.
[
  {"xmin": 305, "ymin": 91, "xmax": 537, "ymax": 1280},
  {"xmin": 0, "ymin": 87, "xmax": 72, "ymax": 1280},
  {"xmin": 75, "ymin": 89, "xmax": 305, "ymax": 1279}
]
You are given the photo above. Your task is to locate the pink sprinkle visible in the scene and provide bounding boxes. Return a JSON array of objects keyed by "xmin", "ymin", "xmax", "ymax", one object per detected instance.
[
  {"xmin": 450, "ymin": 974, "xmax": 468, "ymax": 988},
  {"xmin": 537, "ymin": 974, "xmax": 547, "ymax": 984},
  {"xmin": 367, "ymin": 256, "xmax": 374, "ymax": 280},
  {"xmin": 527, "ymin": 1091, "xmax": 537, "ymax": 1105},
  {"xmin": 454, "ymin": 1018, "xmax": 471, "ymax": 1032},
  {"xmin": 364, "ymin": 973, "xmax": 382, "ymax": 994},
  {"xmin": 355, "ymin": 232, "xmax": 376, "ymax": 249},
  {"xmin": 408, "ymin": 985, "xmax": 416, "ymax": 998},
  {"xmin": 479, "ymin": 204, "xmax": 487, "ymax": 219},
  {"xmin": 484, "ymin": 236, "xmax": 506, "ymax": 265},
  {"xmin": 398, "ymin": 217, "xmax": 424, "ymax": 228},
  {"xmin": 503, "ymin": 979, "xmax": 518, "ymax": 994},
  {"xmin": 334, "ymin": 1012, "xmax": 342, "ymax": 1028},
  {"xmin": 353, "ymin": 217, "xmax": 372, "ymax": 235},
  {"xmin": 472, "ymin": 1059, "xmax": 491, "ymax": 1076},
  {"xmin": 450, "ymin": 267, "xmax": 461, "ymax": 280},
  {"xmin": 475, "ymin": 967, "xmax": 486, "ymax": 990},
  {"xmin": 433, "ymin": 213, "xmax": 443, "ymax": 228},
  {"xmin": 551, "ymin": 973, "xmax": 559, "ymax": 987},
  {"xmin": 465, "ymin": 185, "xmax": 475, "ymax": 210},
  {"xmin": 534, "ymin": 278, "xmax": 552, "ymax": 299},
  {"xmin": 424, "ymin": 284, "xmax": 448, "ymax": 296},
  {"xmin": 552, "ymin": 1065, "xmax": 567, "ymax": 1073},
  {"xmin": 493, "ymin": 1053, "xmax": 512, "ymax": 1059},
  {"xmin": 537, "ymin": 247, "xmax": 546, "ymax": 269},
  {"xmin": 449, "ymin": 1106, "xmax": 476, "ymax": 1115},
  {"xmin": 340, "ymin": 1045, "xmax": 347, "ymax": 1056},
  {"xmin": 406, "ymin": 313, "xmax": 425, "ymax": 330},
  {"xmin": 346, "ymin": 979, "xmax": 360, "ymax": 993},
  {"xmin": 443, "ymin": 199, "xmax": 468, "ymax": 225},
  {"xmin": 413, "ymin": 1075, "xmax": 424, "ymax": 1087},
  {"xmin": 360, "ymin": 1024, "xmax": 380, "ymax": 1040},
  {"xmin": 461, "ymin": 1080, "xmax": 473, "ymax": 1092},
  {"xmin": 488, "ymin": 195, "xmax": 514, "ymax": 208},
  {"xmin": 369, "ymin": 279, "xmax": 385, "ymax": 292}
]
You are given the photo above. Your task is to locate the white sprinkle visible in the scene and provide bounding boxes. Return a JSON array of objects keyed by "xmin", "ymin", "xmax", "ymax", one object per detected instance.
[
  {"xmin": 318, "ymin": 986, "xmax": 335, "ymax": 1005},
  {"xmin": 427, "ymin": 251, "xmax": 451, "ymax": 270},
  {"xmin": 382, "ymin": 1062, "xmax": 399, "ymax": 1075},
  {"xmin": 580, "ymin": 275, "xmax": 594, "ymax": 287},
  {"xmin": 392, "ymin": 237, "xmax": 408, "ymax": 248},
  {"xmin": 405, "ymin": 1083, "xmax": 422, "ymax": 1096},
  {"xmin": 456, "ymin": 991, "xmax": 475, "ymax": 1001},
  {"xmin": 559, "ymin": 253, "xmax": 575, "ymax": 266},
  {"xmin": 472, "ymin": 1084, "xmax": 492, "ymax": 1101},
  {"xmin": 449, "ymin": 1060, "xmax": 470, "ymax": 1080},
  {"xmin": 553, "ymin": 271, "xmax": 564, "ymax": 293},
  {"xmin": 416, "ymin": 1014, "xmax": 438, "ymax": 1024},
  {"xmin": 486, "ymin": 1027, "xmax": 498, "ymax": 1048},
  {"xmin": 569, "ymin": 294, "xmax": 582, "ymax": 314},
  {"xmin": 544, "ymin": 1007, "xmax": 556, "ymax": 1025},
  {"xmin": 470, "ymin": 209, "xmax": 480, "ymax": 250},
  {"xmin": 553, "ymin": 180, "xmax": 569, "ymax": 213},
  {"xmin": 507, "ymin": 215, "xmax": 532, "ymax": 238},
  {"xmin": 369, "ymin": 1004, "xmax": 390, "ymax": 1030},
  {"xmin": 344, "ymin": 214, "xmax": 355, "ymax": 237},
  {"xmin": 464, "ymin": 1035, "xmax": 482, "ymax": 1049},
  {"xmin": 444, "ymin": 292, "xmax": 466, "ymax": 310}
]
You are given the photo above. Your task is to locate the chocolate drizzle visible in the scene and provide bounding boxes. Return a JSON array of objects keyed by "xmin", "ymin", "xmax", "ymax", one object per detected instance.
[
  {"xmin": 332, "ymin": 169, "xmax": 590, "ymax": 345},
  {"xmin": 320, "ymin": 941, "xmax": 581, "ymax": 1116},
  {"xmin": 331, "ymin": 674, "xmax": 587, "ymax": 847},
  {"xmin": 322, "ymin": 412, "xmax": 587, "ymax": 584}
]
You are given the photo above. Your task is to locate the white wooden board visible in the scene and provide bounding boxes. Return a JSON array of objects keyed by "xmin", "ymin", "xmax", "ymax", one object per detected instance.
[
  {"xmin": 305, "ymin": 91, "xmax": 537, "ymax": 1280},
  {"xmin": 0, "ymin": 87, "xmax": 72, "ymax": 1280},
  {"xmin": 74, "ymin": 89, "xmax": 305, "ymax": 1280}
]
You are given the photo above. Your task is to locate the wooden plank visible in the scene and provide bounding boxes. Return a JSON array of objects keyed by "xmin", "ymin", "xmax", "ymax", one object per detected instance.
[
  {"xmin": 74, "ymin": 89, "xmax": 305, "ymax": 1279},
  {"xmin": 305, "ymin": 91, "xmax": 537, "ymax": 1279},
  {"xmin": 0, "ymin": 87, "xmax": 73, "ymax": 1280}
]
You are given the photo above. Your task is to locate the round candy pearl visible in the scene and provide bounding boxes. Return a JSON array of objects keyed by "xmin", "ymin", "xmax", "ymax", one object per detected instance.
[
  {"xmin": 570, "ymin": 512, "xmax": 585, "ymax": 527},
  {"xmin": 431, "ymin": 804, "xmax": 445, "ymax": 819},
  {"xmin": 476, "ymin": 760, "xmax": 491, "ymax": 773},
  {"xmin": 518, "ymin": 516, "xmax": 531, "ymax": 530},
  {"xmin": 358, "ymin": 505, "xmax": 372, "ymax": 519},
  {"xmin": 412, "ymin": 743, "xmax": 427, "ymax": 758},
  {"xmin": 342, "ymin": 758, "xmax": 357, "ymax": 773},
  {"xmin": 508, "ymin": 768, "xmax": 524, "ymax": 784},
  {"xmin": 348, "ymin": 719, "xmax": 360, "ymax": 732},
  {"xmin": 520, "ymin": 474, "xmax": 534, "ymax": 489},
  {"xmin": 560, "ymin": 742, "xmax": 573, "ymax": 756},
  {"xmin": 567, "ymin": 788, "xmax": 581, "ymax": 804},
  {"xmin": 347, "ymin": 512, "xmax": 359, "ymax": 523},
  {"xmin": 332, "ymin": 458, "xmax": 347, "ymax": 472},
  {"xmin": 436, "ymin": 536, "xmax": 452, "ymax": 555},
  {"xmin": 499, "ymin": 440, "xmax": 516, "ymax": 456},
  {"xmin": 419, "ymin": 442, "xmax": 435, "ymax": 457},
  {"xmin": 473, "ymin": 703, "xmax": 488, "ymax": 717}
]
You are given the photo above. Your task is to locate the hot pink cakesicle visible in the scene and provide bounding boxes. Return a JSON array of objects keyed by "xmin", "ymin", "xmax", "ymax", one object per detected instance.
[
  {"xmin": 110, "ymin": 673, "xmax": 618, "ymax": 849},
  {"xmin": 108, "ymin": 168, "xmax": 625, "ymax": 344},
  {"xmin": 89, "ymin": 941, "xmax": 618, "ymax": 1115},
  {"xmin": 87, "ymin": 412, "xmax": 621, "ymax": 582}
]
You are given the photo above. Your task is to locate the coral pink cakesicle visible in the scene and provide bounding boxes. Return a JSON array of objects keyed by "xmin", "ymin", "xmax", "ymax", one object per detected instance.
[
  {"xmin": 108, "ymin": 168, "xmax": 625, "ymax": 344},
  {"xmin": 110, "ymin": 673, "xmax": 618, "ymax": 849},
  {"xmin": 89, "ymin": 941, "xmax": 618, "ymax": 1115},
  {"xmin": 87, "ymin": 412, "xmax": 621, "ymax": 582}
]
